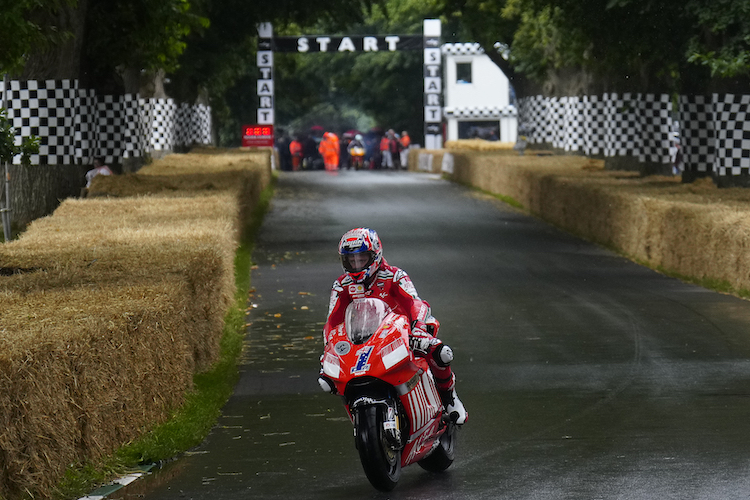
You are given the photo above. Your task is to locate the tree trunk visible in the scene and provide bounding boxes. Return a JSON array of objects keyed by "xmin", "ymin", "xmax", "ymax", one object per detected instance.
[{"xmin": 18, "ymin": 0, "xmax": 90, "ymax": 80}]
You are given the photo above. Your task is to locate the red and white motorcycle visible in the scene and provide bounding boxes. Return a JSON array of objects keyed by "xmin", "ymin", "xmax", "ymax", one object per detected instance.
[{"xmin": 318, "ymin": 298, "xmax": 457, "ymax": 491}]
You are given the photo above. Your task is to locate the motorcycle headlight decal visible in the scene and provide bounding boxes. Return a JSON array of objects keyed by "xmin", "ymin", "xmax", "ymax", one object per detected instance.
[
  {"xmin": 323, "ymin": 353, "xmax": 341, "ymax": 379},
  {"xmin": 382, "ymin": 339, "xmax": 409, "ymax": 370}
]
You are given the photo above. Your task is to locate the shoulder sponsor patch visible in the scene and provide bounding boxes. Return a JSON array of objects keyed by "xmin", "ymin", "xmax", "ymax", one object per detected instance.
[{"xmin": 398, "ymin": 276, "xmax": 419, "ymax": 298}]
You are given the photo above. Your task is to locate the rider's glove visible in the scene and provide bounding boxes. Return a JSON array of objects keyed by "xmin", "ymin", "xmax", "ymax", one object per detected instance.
[{"xmin": 409, "ymin": 326, "xmax": 433, "ymax": 356}]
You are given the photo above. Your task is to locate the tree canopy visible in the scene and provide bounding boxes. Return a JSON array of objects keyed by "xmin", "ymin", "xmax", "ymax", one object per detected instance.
[
  {"xmin": 448, "ymin": 0, "xmax": 750, "ymax": 95},
  {"xmin": 5, "ymin": 0, "xmax": 750, "ymax": 145},
  {"xmin": 0, "ymin": 0, "xmax": 75, "ymax": 75}
]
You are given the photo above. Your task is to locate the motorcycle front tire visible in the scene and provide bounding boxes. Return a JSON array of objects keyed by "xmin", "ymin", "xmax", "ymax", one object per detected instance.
[{"xmin": 354, "ymin": 405, "xmax": 402, "ymax": 491}]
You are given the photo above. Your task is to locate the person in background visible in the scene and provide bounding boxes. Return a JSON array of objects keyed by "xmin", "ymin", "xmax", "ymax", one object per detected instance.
[
  {"xmin": 85, "ymin": 157, "xmax": 113, "ymax": 188},
  {"xmin": 277, "ymin": 131, "xmax": 292, "ymax": 171},
  {"xmin": 380, "ymin": 131, "xmax": 394, "ymax": 169},
  {"xmin": 347, "ymin": 134, "xmax": 366, "ymax": 170},
  {"xmin": 319, "ymin": 132, "xmax": 340, "ymax": 171},
  {"xmin": 289, "ymin": 136, "xmax": 303, "ymax": 171},
  {"xmin": 399, "ymin": 131, "xmax": 411, "ymax": 170},
  {"xmin": 385, "ymin": 129, "xmax": 402, "ymax": 170}
]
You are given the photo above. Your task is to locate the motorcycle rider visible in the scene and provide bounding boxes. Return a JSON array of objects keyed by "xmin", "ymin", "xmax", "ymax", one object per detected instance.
[{"xmin": 321, "ymin": 227, "xmax": 468, "ymax": 425}]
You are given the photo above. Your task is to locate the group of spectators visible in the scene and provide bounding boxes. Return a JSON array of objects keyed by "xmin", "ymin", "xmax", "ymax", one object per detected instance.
[{"xmin": 277, "ymin": 127, "xmax": 412, "ymax": 172}]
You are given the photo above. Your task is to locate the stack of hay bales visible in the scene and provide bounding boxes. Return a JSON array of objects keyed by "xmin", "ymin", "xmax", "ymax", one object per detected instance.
[
  {"xmin": 0, "ymin": 148, "xmax": 271, "ymax": 498},
  {"xmin": 447, "ymin": 151, "xmax": 750, "ymax": 295}
]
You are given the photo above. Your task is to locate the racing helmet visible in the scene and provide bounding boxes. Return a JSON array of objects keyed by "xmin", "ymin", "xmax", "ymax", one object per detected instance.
[{"xmin": 338, "ymin": 228, "xmax": 383, "ymax": 284}]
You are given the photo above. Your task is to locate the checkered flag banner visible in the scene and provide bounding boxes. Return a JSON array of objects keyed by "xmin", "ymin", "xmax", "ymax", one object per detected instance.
[
  {"xmin": 0, "ymin": 79, "xmax": 213, "ymax": 165},
  {"xmin": 712, "ymin": 94, "xmax": 750, "ymax": 178},
  {"xmin": 519, "ymin": 92, "xmax": 750, "ymax": 184},
  {"xmin": 518, "ymin": 93, "xmax": 673, "ymax": 163}
]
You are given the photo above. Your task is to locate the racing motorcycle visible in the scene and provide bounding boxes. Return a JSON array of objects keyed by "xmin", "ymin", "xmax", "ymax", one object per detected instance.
[{"xmin": 318, "ymin": 298, "xmax": 457, "ymax": 491}]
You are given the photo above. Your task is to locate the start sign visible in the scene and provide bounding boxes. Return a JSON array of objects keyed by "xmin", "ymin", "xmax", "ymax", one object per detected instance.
[{"xmin": 242, "ymin": 125, "xmax": 274, "ymax": 147}]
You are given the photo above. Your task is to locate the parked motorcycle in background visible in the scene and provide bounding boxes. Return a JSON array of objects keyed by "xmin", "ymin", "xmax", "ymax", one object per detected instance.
[{"xmin": 318, "ymin": 298, "xmax": 458, "ymax": 491}]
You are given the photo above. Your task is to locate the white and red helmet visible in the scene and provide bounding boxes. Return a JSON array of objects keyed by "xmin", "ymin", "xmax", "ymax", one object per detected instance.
[{"xmin": 338, "ymin": 228, "xmax": 383, "ymax": 284}]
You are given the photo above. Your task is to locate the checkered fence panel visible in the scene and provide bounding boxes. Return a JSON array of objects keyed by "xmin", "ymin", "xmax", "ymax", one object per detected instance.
[
  {"xmin": 121, "ymin": 94, "xmax": 145, "ymax": 159},
  {"xmin": 636, "ymin": 94, "xmax": 673, "ymax": 164},
  {"xmin": 95, "ymin": 95, "xmax": 125, "ymax": 165},
  {"xmin": 712, "ymin": 94, "xmax": 750, "ymax": 177},
  {"xmin": 192, "ymin": 104, "xmax": 212, "ymax": 144},
  {"xmin": 517, "ymin": 96, "xmax": 547, "ymax": 144},
  {"xmin": 150, "ymin": 98, "xmax": 176, "ymax": 151},
  {"xmin": 582, "ymin": 95, "xmax": 606, "ymax": 156},
  {"xmin": 74, "ymin": 88, "xmax": 97, "ymax": 162},
  {"xmin": 604, "ymin": 93, "xmax": 640, "ymax": 158},
  {"xmin": 547, "ymin": 97, "xmax": 565, "ymax": 149},
  {"xmin": 175, "ymin": 103, "xmax": 192, "ymax": 147},
  {"xmin": 0, "ymin": 79, "xmax": 212, "ymax": 165},
  {"xmin": 677, "ymin": 95, "xmax": 714, "ymax": 174},
  {"xmin": 561, "ymin": 96, "xmax": 584, "ymax": 152},
  {"xmin": 3, "ymin": 80, "xmax": 79, "ymax": 165}
]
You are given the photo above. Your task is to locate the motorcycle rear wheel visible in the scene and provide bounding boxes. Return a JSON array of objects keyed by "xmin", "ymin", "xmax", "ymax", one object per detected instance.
[
  {"xmin": 418, "ymin": 421, "xmax": 456, "ymax": 472},
  {"xmin": 354, "ymin": 405, "xmax": 402, "ymax": 491}
]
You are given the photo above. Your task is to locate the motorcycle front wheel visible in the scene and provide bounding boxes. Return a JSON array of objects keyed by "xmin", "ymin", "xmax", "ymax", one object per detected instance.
[{"xmin": 354, "ymin": 405, "xmax": 402, "ymax": 491}]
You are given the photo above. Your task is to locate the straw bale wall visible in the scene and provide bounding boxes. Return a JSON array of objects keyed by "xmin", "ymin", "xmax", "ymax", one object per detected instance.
[
  {"xmin": 442, "ymin": 149, "xmax": 750, "ymax": 293},
  {"xmin": 0, "ymin": 148, "xmax": 271, "ymax": 498}
]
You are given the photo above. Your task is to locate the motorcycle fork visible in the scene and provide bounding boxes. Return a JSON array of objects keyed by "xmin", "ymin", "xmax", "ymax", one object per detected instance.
[{"xmin": 351, "ymin": 397, "xmax": 404, "ymax": 450}]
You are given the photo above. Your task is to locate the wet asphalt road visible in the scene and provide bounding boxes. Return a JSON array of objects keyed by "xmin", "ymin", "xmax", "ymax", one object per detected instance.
[{"xmin": 120, "ymin": 170, "xmax": 750, "ymax": 499}]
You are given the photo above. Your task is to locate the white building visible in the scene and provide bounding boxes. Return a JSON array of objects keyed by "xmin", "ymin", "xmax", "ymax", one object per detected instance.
[{"xmin": 442, "ymin": 43, "xmax": 517, "ymax": 143}]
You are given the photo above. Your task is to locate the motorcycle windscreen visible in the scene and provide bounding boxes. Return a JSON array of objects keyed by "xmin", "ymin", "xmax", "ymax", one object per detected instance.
[{"xmin": 345, "ymin": 298, "xmax": 391, "ymax": 345}]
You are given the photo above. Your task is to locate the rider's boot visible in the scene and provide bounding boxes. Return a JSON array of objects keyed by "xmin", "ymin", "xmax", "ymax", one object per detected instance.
[{"xmin": 439, "ymin": 387, "xmax": 468, "ymax": 425}]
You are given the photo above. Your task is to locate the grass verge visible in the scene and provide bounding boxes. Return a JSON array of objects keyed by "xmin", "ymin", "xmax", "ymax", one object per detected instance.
[{"xmin": 50, "ymin": 178, "xmax": 275, "ymax": 500}]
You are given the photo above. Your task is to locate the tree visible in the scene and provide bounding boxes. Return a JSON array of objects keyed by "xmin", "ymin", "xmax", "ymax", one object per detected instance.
[
  {"xmin": 685, "ymin": 0, "xmax": 750, "ymax": 92},
  {"xmin": 82, "ymin": 0, "xmax": 209, "ymax": 94},
  {"xmin": 444, "ymin": 0, "xmax": 749, "ymax": 97},
  {"xmin": 0, "ymin": 0, "xmax": 75, "ymax": 76},
  {"xmin": 0, "ymin": 109, "xmax": 39, "ymax": 166}
]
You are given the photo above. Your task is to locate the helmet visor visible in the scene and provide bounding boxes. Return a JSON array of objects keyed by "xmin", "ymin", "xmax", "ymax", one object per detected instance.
[{"xmin": 341, "ymin": 251, "xmax": 374, "ymax": 273}]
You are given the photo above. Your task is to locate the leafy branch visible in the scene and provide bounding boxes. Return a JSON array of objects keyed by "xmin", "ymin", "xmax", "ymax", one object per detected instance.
[{"xmin": 0, "ymin": 109, "xmax": 40, "ymax": 167}]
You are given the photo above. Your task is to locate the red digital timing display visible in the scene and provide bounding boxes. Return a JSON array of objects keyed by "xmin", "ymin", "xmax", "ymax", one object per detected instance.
[{"xmin": 242, "ymin": 124, "xmax": 274, "ymax": 147}]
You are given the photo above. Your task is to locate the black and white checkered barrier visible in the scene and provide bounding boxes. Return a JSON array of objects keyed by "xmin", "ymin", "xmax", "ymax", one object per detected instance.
[
  {"xmin": 711, "ymin": 94, "xmax": 750, "ymax": 179},
  {"xmin": 519, "ymin": 93, "xmax": 672, "ymax": 163},
  {"xmin": 0, "ymin": 79, "xmax": 212, "ymax": 165},
  {"xmin": 677, "ymin": 95, "xmax": 714, "ymax": 175},
  {"xmin": 519, "ymin": 93, "xmax": 750, "ymax": 183}
]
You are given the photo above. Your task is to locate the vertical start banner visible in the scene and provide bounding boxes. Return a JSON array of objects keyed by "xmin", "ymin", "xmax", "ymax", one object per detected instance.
[
  {"xmin": 257, "ymin": 23, "xmax": 274, "ymax": 125},
  {"xmin": 423, "ymin": 19, "xmax": 442, "ymax": 150}
]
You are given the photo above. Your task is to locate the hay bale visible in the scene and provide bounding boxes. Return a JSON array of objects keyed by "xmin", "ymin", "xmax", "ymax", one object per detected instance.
[
  {"xmin": 0, "ymin": 149, "xmax": 272, "ymax": 498},
  {"xmin": 0, "ymin": 283, "xmax": 192, "ymax": 498},
  {"xmin": 446, "ymin": 151, "xmax": 750, "ymax": 294}
]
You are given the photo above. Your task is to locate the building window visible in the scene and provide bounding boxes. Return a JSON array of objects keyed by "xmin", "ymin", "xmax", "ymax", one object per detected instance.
[
  {"xmin": 458, "ymin": 121, "xmax": 500, "ymax": 141},
  {"xmin": 456, "ymin": 62, "xmax": 472, "ymax": 84}
]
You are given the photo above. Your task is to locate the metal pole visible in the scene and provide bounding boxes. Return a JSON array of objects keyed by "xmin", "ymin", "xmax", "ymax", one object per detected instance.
[
  {"xmin": 2, "ymin": 161, "xmax": 10, "ymax": 241},
  {"xmin": 1, "ymin": 74, "xmax": 11, "ymax": 241}
]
